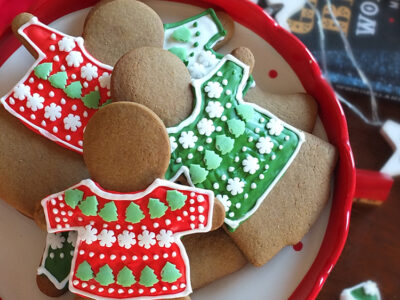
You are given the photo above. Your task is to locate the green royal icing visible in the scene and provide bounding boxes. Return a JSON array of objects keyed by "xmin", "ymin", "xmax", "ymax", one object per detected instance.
[
  {"xmin": 64, "ymin": 81, "xmax": 82, "ymax": 99},
  {"xmin": 117, "ymin": 266, "xmax": 136, "ymax": 287},
  {"xmin": 34, "ymin": 62, "xmax": 52, "ymax": 79},
  {"xmin": 204, "ymin": 150, "xmax": 222, "ymax": 170},
  {"xmin": 139, "ymin": 266, "xmax": 159, "ymax": 287},
  {"xmin": 98, "ymin": 201, "xmax": 118, "ymax": 222},
  {"xmin": 166, "ymin": 57, "xmax": 303, "ymax": 231},
  {"xmin": 189, "ymin": 164, "xmax": 208, "ymax": 184},
  {"xmin": 65, "ymin": 189, "xmax": 84, "ymax": 209},
  {"xmin": 166, "ymin": 190, "xmax": 187, "ymax": 210},
  {"xmin": 78, "ymin": 195, "xmax": 98, "ymax": 216},
  {"xmin": 95, "ymin": 264, "xmax": 115, "ymax": 286},
  {"xmin": 125, "ymin": 202, "xmax": 145, "ymax": 223},
  {"xmin": 148, "ymin": 198, "xmax": 168, "ymax": 219},
  {"xmin": 172, "ymin": 26, "xmax": 192, "ymax": 42},
  {"xmin": 351, "ymin": 287, "xmax": 378, "ymax": 300},
  {"xmin": 82, "ymin": 90, "xmax": 101, "ymax": 109},
  {"xmin": 42, "ymin": 232, "xmax": 75, "ymax": 286},
  {"xmin": 168, "ymin": 47, "xmax": 188, "ymax": 61},
  {"xmin": 75, "ymin": 260, "xmax": 94, "ymax": 281},
  {"xmin": 48, "ymin": 71, "xmax": 68, "ymax": 89},
  {"xmin": 161, "ymin": 262, "xmax": 182, "ymax": 283}
]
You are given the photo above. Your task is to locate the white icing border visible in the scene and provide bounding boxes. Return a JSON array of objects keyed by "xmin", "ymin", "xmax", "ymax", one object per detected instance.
[
  {"xmin": 167, "ymin": 54, "xmax": 305, "ymax": 229},
  {"xmin": 0, "ymin": 17, "xmax": 113, "ymax": 153},
  {"xmin": 41, "ymin": 178, "xmax": 214, "ymax": 300}
]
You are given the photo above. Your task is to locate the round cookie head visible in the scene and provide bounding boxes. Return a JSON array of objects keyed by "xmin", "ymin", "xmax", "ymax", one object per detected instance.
[
  {"xmin": 83, "ymin": 102, "xmax": 171, "ymax": 192},
  {"xmin": 83, "ymin": 0, "xmax": 164, "ymax": 66},
  {"xmin": 231, "ymin": 47, "xmax": 255, "ymax": 73},
  {"xmin": 111, "ymin": 47, "xmax": 193, "ymax": 127}
]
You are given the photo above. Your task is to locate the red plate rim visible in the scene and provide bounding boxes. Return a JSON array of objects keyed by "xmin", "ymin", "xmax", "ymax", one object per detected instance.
[{"xmin": 0, "ymin": 0, "xmax": 356, "ymax": 299}]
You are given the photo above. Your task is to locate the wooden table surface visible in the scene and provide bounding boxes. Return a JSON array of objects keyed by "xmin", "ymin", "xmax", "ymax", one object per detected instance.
[{"xmin": 318, "ymin": 92, "xmax": 400, "ymax": 299}]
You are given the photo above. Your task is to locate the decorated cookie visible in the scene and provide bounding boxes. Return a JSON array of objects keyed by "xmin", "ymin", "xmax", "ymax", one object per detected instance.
[
  {"xmin": 340, "ymin": 281, "xmax": 382, "ymax": 300},
  {"xmin": 37, "ymin": 102, "xmax": 225, "ymax": 299},
  {"xmin": 83, "ymin": 0, "xmax": 165, "ymax": 66},
  {"xmin": 1, "ymin": 13, "xmax": 113, "ymax": 153},
  {"xmin": 165, "ymin": 53, "xmax": 305, "ymax": 230},
  {"xmin": 110, "ymin": 47, "xmax": 193, "ymax": 127}
]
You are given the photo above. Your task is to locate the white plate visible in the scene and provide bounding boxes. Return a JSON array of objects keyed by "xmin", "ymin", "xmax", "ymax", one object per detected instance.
[{"xmin": 0, "ymin": 2, "xmax": 331, "ymax": 299}]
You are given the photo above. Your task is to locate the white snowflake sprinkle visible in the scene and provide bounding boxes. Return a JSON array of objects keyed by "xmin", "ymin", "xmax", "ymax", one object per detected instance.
[
  {"xmin": 227, "ymin": 178, "xmax": 245, "ymax": 196},
  {"xmin": 13, "ymin": 83, "xmax": 30, "ymax": 100},
  {"xmin": 197, "ymin": 118, "xmax": 215, "ymax": 136},
  {"xmin": 67, "ymin": 231, "xmax": 77, "ymax": 247},
  {"xmin": 44, "ymin": 103, "xmax": 62, "ymax": 121},
  {"xmin": 156, "ymin": 229, "xmax": 174, "ymax": 248},
  {"xmin": 266, "ymin": 118, "xmax": 284, "ymax": 136},
  {"xmin": 98, "ymin": 229, "xmax": 116, "ymax": 247},
  {"xmin": 169, "ymin": 136, "xmax": 178, "ymax": 153},
  {"xmin": 26, "ymin": 93, "xmax": 44, "ymax": 111},
  {"xmin": 117, "ymin": 230, "xmax": 136, "ymax": 249},
  {"xmin": 137, "ymin": 230, "xmax": 156, "ymax": 249},
  {"xmin": 81, "ymin": 63, "xmax": 98, "ymax": 81},
  {"xmin": 216, "ymin": 194, "xmax": 231, "ymax": 212},
  {"xmin": 47, "ymin": 233, "xmax": 65, "ymax": 250},
  {"xmin": 99, "ymin": 72, "xmax": 111, "ymax": 89},
  {"xmin": 242, "ymin": 155, "xmax": 260, "ymax": 174},
  {"xmin": 256, "ymin": 136, "xmax": 274, "ymax": 154},
  {"xmin": 205, "ymin": 101, "xmax": 224, "ymax": 118},
  {"xmin": 58, "ymin": 37, "xmax": 76, "ymax": 52},
  {"xmin": 80, "ymin": 225, "xmax": 98, "ymax": 244},
  {"xmin": 179, "ymin": 131, "xmax": 198, "ymax": 149},
  {"xmin": 63, "ymin": 114, "xmax": 82, "ymax": 132},
  {"xmin": 66, "ymin": 51, "xmax": 83, "ymax": 67},
  {"xmin": 204, "ymin": 81, "xmax": 223, "ymax": 99}
]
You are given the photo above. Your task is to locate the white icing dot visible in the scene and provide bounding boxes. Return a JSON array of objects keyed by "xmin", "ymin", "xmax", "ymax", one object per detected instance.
[
  {"xmin": 89, "ymin": 252, "xmax": 95, "ymax": 257},
  {"xmin": 121, "ymin": 255, "xmax": 126, "ymax": 261},
  {"xmin": 100, "ymin": 254, "xmax": 105, "ymax": 259},
  {"xmin": 141, "ymin": 225, "xmax": 147, "ymax": 230},
  {"xmin": 98, "ymin": 288, "xmax": 104, "ymax": 292},
  {"xmin": 79, "ymin": 250, "xmax": 85, "ymax": 255},
  {"xmin": 213, "ymin": 182, "xmax": 219, "ymax": 189},
  {"xmin": 251, "ymin": 183, "xmax": 257, "ymax": 189},
  {"xmin": 162, "ymin": 287, "xmax": 168, "ymax": 291},
  {"xmin": 61, "ymin": 211, "xmax": 66, "ymax": 216},
  {"xmin": 221, "ymin": 174, "xmax": 227, "ymax": 180},
  {"xmin": 51, "ymin": 33, "xmax": 56, "ymax": 40},
  {"xmin": 177, "ymin": 216, "xmax": 182, "ymax": 221},
  {"xmin": 265, "ymin": 164, "xmax": 270, "ymax": 170},
  {"xmin": 242, "ymin": 146, "xmax": 247, "ymax": 152},
  {"xmin": 60, "ymin": 203, "xmax": 65, "ymax": 208},
  {"xmin": 190, "ymin": 223, "xmax": 195, "ymax": 229},
  {"xmin": 163, "ymin": 253, "xmax": 168, "ymax": 258},
  {"xmin": 60, "ymin": 98, "xmax": 66, "ymax": 105},
  {"xmin": 153, "ymin": 254, "xmax": 159, "ymax": 260},
  {"xmin": 143, "ymin": 255, "xmax": 148, "ymax": 261},
  {"xmin": 150, "ymin": 288, "xmax": 156, "ymax": 293},
  {"xmin": 229, "ymin": 212, "xmax": 234, "ymax": 217},
  {"xmin": 118, "ymin": 289, "xmax": 124, "ymax": 294},
  {"xmin": 103, "ymin": 224, "xmax": 108, "ymax": 228},
  {"xmin": 132, "ymin": 255, "xmax": 138, "ymax": 260},
  {"xmin": 271, "ymin": 154, "xmax": 276, "ymax": 160},
  {"xmin": 199, "ymin": 215, "xmax": 205, "ymax": 223},
  {"xmin": 260, "ymin": 117, "xmax": 265, "ymax": 123},
  {"xmin": 217, "ymin": 71, "xmax": 223, "ymax": 76},
  {"xmin": 188, "ymin": 153, "xmax": 194, "ymax": 159},
  {"xmin": 78, "ymin": 140, "xmax": 83, "ymax": 147},
  {"xmin": 197, "ymin": 195, "xmax": 205, "ymax": 202},
  {"xmin": 38, "ymin": 83, "xmax": 44, "ymax": 90},
  {"xmin": 139, "ymin": 289, "xmax": 144, "ymax": 294},
  {"xmin": 60, "ymin": 65, "xmax": 66, "ymax": 71},
  {"xmin": 198, "ymin": 206, "xmax": 205, "ymax": 213},
  {"xmin": 228, "ymin": 167, "xmax": 235, "ymax": 172},
  {"xmin": 107, "ymin": 91, "xmax": 111, "ymax": 97},
  {"xmin": 49, "ymin": 45, "xmax": 55, "ymax": 51},
  {"xmin": 285, "ymin": 135, "xmax": 290, "ymax": 141},
  {"xmin": 226, "ymin": 102, "xmax": 232, "ymax": 108},
  {"xmin": 127, "ymin": 225, "xmax": 133, "ymax": 230},
  {"xmin": 216, "ymin": 126, "xmax": 222, "ymax": 132},
  {"xmin": 180, "ymin": 283, "xmax": 186, "ymax": 288},
  {"xmin": 83, "ymin": 111, "xmax": 88, "ymax": 118},
  {"xmin": 71, "ymin": 74, "xmax": 77, "ymax": 80},
  {"xmin": 236, "ymin": 203, "xmax": 241, "ymax": 208},
  {"xmin": 79, "ymin": 217, "xmax": 84, "ymax": 222},
  {"xmin": 65, "ymin": 224, "xmax": 70, "ymax": 228},
  {"xmin": 234, "ymin": 156, "xmax": 240, "ymax": 162},
  {"xmin": 70, "ymin": 250, "xmax": 74, "ymax": 256},
  {"xmin": 66, "ymin": 135, "xmax": 71, "ymax": 141},
  {"xmin": 81, "ymin": 282, "xmax": 87, "ymax": 288},
  {"xmin": 30, "ymin": 114, "xmax": 36, "ymax": 120},
  {"xmin": 165, "ymin": 219, "xmax": 171, "ymax": 226},
  {"xmin": 128, "ymin": 289, "xmax": 133, "ymax": 294},
  {"xmin": 108, "ymin": 288, "xmax": 114, "ymax": 293},
  {"xmin": 90, "ymin": 285, "xmax": 96, "ymax": 290},
  {"xmin": 71, "ymin": 104, "xmax": 77, "ymax": 111},
  {"xmin": 9, "ymin": 98, "xmax": 15, "ymax": 105},
  {"xmin": 172, "ymin": 251, "xmax": 177, "ymax": 257},
  {"xmin": 279, "ymin": 145, "xmax": 283, "ymax": 150},
  {"xmin": 51, "ymin": 199, "xmax": 56, "ymax": 205},
  {"xmin": 244, "ymin": 193, "xmax": 249, "ymax": 199},
  {"xmin": 95, "ymin": 86, "xmax": 99, "ymax": 91},
  {"xmin": 83, "ymin": 82, "xmax": 89, "ymax": 88},
  {"xmin": 255, "ymin": 128, "xmax": 260, "ymax": 133},
  {"xmin": 206, "ymin": 137, "xmax": 212, "ymax": 143},
  {"xmin": 153, "ymin": 222, "xmax": 159, "ymax": 228},
  {"xmin": 116, "ymin": 224, "xmax": 121, "ymax": 230},
  {"xmin": 190, "ymin": 215, "xmax": 196, "ymax": 221},
  {"xmin": 221, "ymin": 116, "xmax": 227, "ymax": 121},
  {"xmin": 53, "ymin": 208, "xmax": 59, "ymax": 214},
  {"xmin": 222, "ymin": 79, "xmax": 228, "ymax": 85},
  {"xmin": 197, "ymin": 146, "xmax": 204, "ymax": 151},
  {"xmin": 55, "ymin": 217, "xmax": 60, "ymax": 222},
  {"xmin": 190, "ymin": 199, "xmax": 195, "ymax": 204},
  {"xmin": 53, "ymin": 55, "xmax": 59, "ymax": 62},
  {"xmin": 226, "ymin": 90, "xmax": 232, "ymax": 95},
  {"xmin": 68, "ymin": 211, "xmax": 73, "ymax": 216},
  {"xmin": 259, "ymin": 174, "xmax": 265, "ymax": 179},
  {"xmin": 176, "ymin": 157, "xmax": 182, "ymax": 163},
  {"xmin": 49, "ymin": 252, "xmax": 55, "ymax": 259},
  {"xmin": 73, "ymin": 280, "xmax": 79, "ymax": 286},
  {"xmin": 248, "ymin": 137, "xmax": 254, "ymax": 142},
  {"xmin": 190, "ymin": 192, "xmax": 195, "ymax": 197},
  {"xmin": 19, "ymin": 106, "xmax": 24, "ymax": 112},
  {"xmin": 57, "ymin": 224, "xmax": 62, "ymax": 229},
  {"xmin": 29, "ymin": 77, "xmax": 34, "ymax": 83},
  {"xmin": 58, "ymin": 195, "xmax": 63, "ymax": 200},
  {"xmin": 189, "ymin": 207, "xmax": 195, "ymax": 213},
  {"xmin": 183, "ymin": 211, "xmax": 188, "ymax": 216}
]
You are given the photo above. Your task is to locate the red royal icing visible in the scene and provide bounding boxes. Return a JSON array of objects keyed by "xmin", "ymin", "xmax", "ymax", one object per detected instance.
[
  {"xmin": 42, "ymin": 179, "xmax": 213, "ymax": 299},
  {"xmin": 0, "ymin": 17, "xmax": 113, "ymax": 153}
]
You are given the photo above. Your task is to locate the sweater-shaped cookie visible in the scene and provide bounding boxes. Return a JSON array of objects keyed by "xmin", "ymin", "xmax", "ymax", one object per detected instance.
[
  {"xmin": 42, "ymin": 179, "xmax": 213, "ymax": 299},
  {"xmin": 166, "ymin": 54, "xmax": 305, "ymax": 230},
  {"xmin": 1, "ymin": 16, "xmax": 112, "ymax": 153}
]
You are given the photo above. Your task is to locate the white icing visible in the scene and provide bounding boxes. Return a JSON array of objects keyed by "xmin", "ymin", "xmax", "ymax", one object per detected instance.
[
  {"xmin": 242, "ymin": 155, "xmax": 260, "ymax": 174},
  {"xmin": 137, "ymin": 230, "xmax": 156, "ymax": 249},
  {"xmin": 97, "ymin": 229, "xmax": 116, "ymax": 247},
  {"xmin": 98, "ymin": 72, "xmax": 111, "ymax": 89},
  {"xmin": 205, "ymin": 100, "xmax": 224, "ymax": 118},
  {"xmin": 79, "ymin": 225, "xmax": 98, "ymax": 244},
  {"xmin": 197, "ymin": 118, "xmax": 215, "ymax": 136},
  {"xmin": 169, "ymin": 136, "xmax": 178, "ymax": 153},
  {"xmin": 227, "ymin": 178, "xmax": 245, "ymax": 196},
  {"xmin": 63, "ymin": 114, "xmax": 82, "ymax": 132},
  {"xmin": 156, "ymin": 229, "xmax": 174, "ymax": 248},
  {"xmin": 47, "ymin": 232, "xmax": 65, "ymax": 250},
  {"xmin": 216, "ymin": 194, "xmax": 231, "ymax": 212},
  {"xmin": 204, "ymin": 81, "xmax": 223, "ymax": 99},
  {"xmin": 256, "ymin": 136, "xmax": 274, "ymax": 154},
  {"xmin": 266, "ymin": 118, "xmax": 284, "ymax": 136},
  {"xmin": 178, "ymin": 131, "xmax": 198, "ymax": 149},
  {"xmin": 58, "ymin": 36, "xmax": 76, "ymax": 52},
  {"xmin": 380, "ymin": 120, "xmax": 400, "ymax": 177},
  {"xmin": 66, "ymin": 50, "xmax": 83, "ymax": 67},
  {"xmin": 26, "ymin": 93, "xmax": 44, "ymax": 111},
  {"xmin": 81, "ymin": 63, "xmax": 98, "ymax": 81},
  {"xmin": 117, "ymin": 230, "xmax": 136, "ymax": 249},
  {"xmin": 44, "ymin": 103, "xmax": 62, "ymax": 121},
  {"xmin": 13, "ymin": 83, "xmax": 30, "ymax": 100}
]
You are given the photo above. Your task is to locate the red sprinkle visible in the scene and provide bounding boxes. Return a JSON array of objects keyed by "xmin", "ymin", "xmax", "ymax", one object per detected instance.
[
  {"xmin": 268, "ymin": 69, "xmax": 278, "ymax": 79},
  {"xmin": 389, "ymin": 17, "xmax": 395, "ymax": 23},
  {"xmin": 293, "ymin": 241, "xmax": 303, "ymax": 251}
]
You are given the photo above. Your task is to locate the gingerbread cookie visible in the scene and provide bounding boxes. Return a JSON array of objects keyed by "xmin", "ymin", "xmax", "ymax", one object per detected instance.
[
  {"xmin": 111, "ymin": 47, "xmax": 193, "ymax": 127},
  {"xmin": 83, "ymin": 0, "xmax": 165, "ymax": 66},
  {"xmin": 39, "ymin": 102, "xmax": 223, "ymax": 299}
]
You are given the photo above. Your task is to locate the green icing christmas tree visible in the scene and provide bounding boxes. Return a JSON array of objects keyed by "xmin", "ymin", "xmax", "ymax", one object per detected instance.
[
  {"xmin": 161, "ymin": 262, "xmax": 182, "ymax": 283},
  {"xmin": 82, "ymin": 90, "xmax": 101, "ymax": 109},
  {"xmin": 148, "ymin": 198, "xmax": 168, "ymax": 219},
  {"xmin": 95, "ymin": 264, "xmax": 115, "ymax": 286},
  {"xmin": 49, "ymin": 71, "xmax": 68, "ymax": 89},
  {"xmin": 125, "ymin": 202, "xmax": 145, "ymax": 224},
  {"xmin": 117, "ymin": 266, "xmax": 136, "ymax": 287},
  {"xmin": 64, "ymin": 81, "xmax": 82, "ymax": 99},
  {"xmin": 99, "ymin": 201, "xmax": 118, "ymax": 222},
  {"xmin": 166, "ymin": 190, "xmax": 187, "ymax": 210},
  {"xmin": 139, "ymin": 266, "xmax": 158, "ymax": 287},
  {"xmin": 78, "ymin": 195, "xmax": 98, "ymax": 216},
  {"xmin": 34, "ymin": 62, "xmax": 52, "ymax": 79},
  {"xmin": 65, "ymin": 189, "xmax": 84, "ymax": 209},
  {"xmin": 75, "ymin": 260, "xmax": 94, "ymax": 281}
]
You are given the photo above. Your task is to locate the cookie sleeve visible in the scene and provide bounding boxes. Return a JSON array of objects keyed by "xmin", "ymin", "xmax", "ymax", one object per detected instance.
[
  {"xmin": 165, "ymin": 187, "xmax": 213, "ymax": 234},
  {"xmin": 41, "ymin": 186, "xmax": 91, "ymax": 232}
]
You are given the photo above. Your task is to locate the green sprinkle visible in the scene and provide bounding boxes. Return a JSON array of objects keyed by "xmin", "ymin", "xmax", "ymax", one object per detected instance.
[
  {"xmin": 189, "ymin": 164, "xmax": 209, "ymax": 184},
  {"xmin": 161, "ymin": 262, "xmax": 182, "ymax": 283},
  {"xmin": 172, "ymin": 26, "xmax": 192, "ymax": 42},
  {"xmin": 148, "ymin": 198, "xmax": 168, "ymax": 219},
  {"xmin": 64, "ymin": 81, "xmax": 82, "ymax": 99},
  {"xmin": 193, "ymin": 21, "xmax": 198, "ymax": 28},
  {"xmin": 139, "ymin": 266, "xmax": 158, "ymax": 287},
  {"xmin": 216, "ymin": 134, "xmax": 235, "ymax": 155},
  {"xmin": 204, "ymin": 150, "xmax": 223, "ymax": 170},
  {"xmin": 95, "ymin": 264, "xmax": 114, "ymax": 286},
  {"xmin": 98, "ymin": 201, "xmax": 118, "ymax": 222},
  {"xmin": 125, "ymin": 202, "xmax": 145, "ymax": 224},
  {"xmin": 195, "ymin": 31, "xmax": 201, "ymax": 37},
  {"xmin": 166, "ymin": 190, "xmax": 187, "ymax": 211},
  {"xmin": 193, "ymin": 42, "xmax": 199, "ymax": 47},
  {"xmin": 168, "ymin": 47, "xmax": 188, "ymax": 61},
  {"xmin": 75, "ymin": 261, "xmax": 94, "ymax": 281},
  {"xmin": 65, "ymin": 189, "xmax": 84, "ymax": 209},
  {"xmin": 34, "ymin": 62, "xmax": 52, "ymax": 79},
  {"xmin": 81, "ymin": 90, "xmax": 101, "ymax": 109}
]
